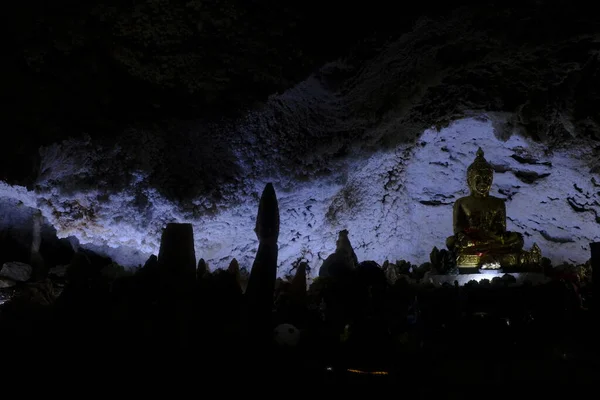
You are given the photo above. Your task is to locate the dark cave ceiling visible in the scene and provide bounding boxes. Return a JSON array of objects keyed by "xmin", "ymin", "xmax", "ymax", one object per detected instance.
[
  {"xmin": 3, "ymin": 0, "xmax": 452, "ymax": 184},
  {"xmin": 6, "ymin": 0, "xmax": 599, "ymax": 185}
]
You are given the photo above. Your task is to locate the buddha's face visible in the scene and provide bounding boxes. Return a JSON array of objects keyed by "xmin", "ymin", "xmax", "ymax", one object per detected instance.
[{"xmin": 468, "ymin": 172, "xmax": 493, "ymax": 197}]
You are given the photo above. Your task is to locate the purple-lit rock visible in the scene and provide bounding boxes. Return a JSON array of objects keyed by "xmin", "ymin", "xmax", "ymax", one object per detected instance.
[
  {"xmin": 1, "ymin": 118, "xmax": 598, "ymax": 278},
  {"xmin": 2, "ymin": 6, "xmax": 600, "ymax": 277}
]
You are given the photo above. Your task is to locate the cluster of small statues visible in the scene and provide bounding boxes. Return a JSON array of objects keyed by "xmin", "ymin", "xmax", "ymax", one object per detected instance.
[{"xmin": 446, "ymin": 147, "xmax": 542, "ymax": 273}]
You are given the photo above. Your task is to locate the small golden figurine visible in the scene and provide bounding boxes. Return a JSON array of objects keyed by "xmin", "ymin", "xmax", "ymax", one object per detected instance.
[{"xmin": 446, "ymin": 147, "xmax": 541, "ymax": 271}]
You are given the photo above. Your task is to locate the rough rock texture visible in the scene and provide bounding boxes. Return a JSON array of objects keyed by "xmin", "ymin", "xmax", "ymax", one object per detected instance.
[
  {"xmin": 4, "ymin": 0, "xmax": 445, "ymax": 185},
  {"xmin": 12, "ymin": 118, "xmax": 600, "ymax": 276},
  {"xmin": 0, "ymin": 262, "xmax": 32, "ymax": 282},
  {"xmin": 2, "ymin": 2, "xmax": 600, "ymax": 276}
]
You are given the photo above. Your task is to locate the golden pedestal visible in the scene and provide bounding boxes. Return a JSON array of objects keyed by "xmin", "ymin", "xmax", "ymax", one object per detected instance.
[
  {"xmin": 456, "ymin": 253, "xmax": 481, "ymax": 269},
  {"xmin": 455, "ymin": 245, "xmax": 541, "ymax": 274}
]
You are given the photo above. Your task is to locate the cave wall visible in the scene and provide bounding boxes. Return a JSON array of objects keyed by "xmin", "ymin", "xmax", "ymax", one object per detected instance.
[
  {"xmin": 4, "ymin": 0, "xmax": 469, "ymax": 185},
  {"xmin": 17, "ymin": 117, "xmax": 600, "ymax": 276},
  {"xmin": 2, "ymin": 2, "xmax": 600, "ymax": 275}
]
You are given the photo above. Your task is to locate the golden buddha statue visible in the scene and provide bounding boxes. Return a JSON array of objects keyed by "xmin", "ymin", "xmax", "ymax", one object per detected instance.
[{"xmin": 446, "ymin": 147, "xmax": 541, "ymax": 271}]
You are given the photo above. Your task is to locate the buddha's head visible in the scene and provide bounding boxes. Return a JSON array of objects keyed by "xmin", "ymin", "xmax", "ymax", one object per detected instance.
[{"xmin": 467, "ymin": 147, "xmax": 494, "ymax": 197}]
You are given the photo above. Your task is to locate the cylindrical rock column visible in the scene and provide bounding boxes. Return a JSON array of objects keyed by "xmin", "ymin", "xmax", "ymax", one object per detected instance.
[
  {"xmin": 158, "ymin": 223, "xmax": 197, "ymax": 282},
  {"xmin": 157, "ymin": 223, "xmax": 197, "ymax": 348},
  {"xmin": 246, "ymin": 183, "xmax": 280, "ymax": 342}
]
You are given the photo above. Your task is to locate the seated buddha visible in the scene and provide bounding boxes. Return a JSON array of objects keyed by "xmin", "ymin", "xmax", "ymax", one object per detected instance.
[{"xmin": 446, "ymin": 148, "xmax": 540, "ymax": 271}]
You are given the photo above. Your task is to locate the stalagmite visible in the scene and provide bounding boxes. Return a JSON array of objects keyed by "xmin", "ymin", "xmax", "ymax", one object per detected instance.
[
  {"xmin": 290, "ymin": 262, "xmax": 307, "ymax": 301},
  {"xmin": 245, "ymin": 183, "xmax": 280, "ymax": 337},
  {"xmin": 228, "ymin": 258, "xmax": 241, "ymax": 290},
  {"xmin": 318, "ymin": 229, "xmax": 358, "ymax": 278},
  {"xmin": 157, "ymin": 223, "xmax": 196, "ymax": 283},
  {"xmin": 143, "ymin": 254, "xmax": 158, "ymax": 271},
  {"xmin": 197, "ymin": 258, "xmax": 208, "ymax": 280},
  {"xmin": 287, "ymin": 262, "xmax": 309, "ymax": 327},
  {"xmin": 157, "ymin": 223, "xmax": 196, "ymax": 347}
]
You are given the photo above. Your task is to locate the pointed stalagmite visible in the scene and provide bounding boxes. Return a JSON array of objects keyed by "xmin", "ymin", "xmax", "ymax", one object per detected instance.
[
  {"xmin": 228, "ymin": 258, "xmax": 241, "ymax": 289},
  {"xmin": 228, "ymin": 258, "xmax": 240, "ymax": 274},
  {"xmin": 245, "ymin": 183, "xmax": 280, "ymax": 337},
  {"xmin": 290, "ymin": 262, "xmax": 307, "ymax": 299},
  {"xmin": 253, "ymin": 183, "xmax": 280, "ymax": 242},
  {"xmin": 158, "ymin": 223, "xmax": 196, "ymax": 283},
  {"xmin": 284, "ymin": 262, "xmax": 309, "ymax": 328},
  {"xmin": 336, "ymin": 229, "xmax": 358, "ymax": 267},
  {"xmin": 318, "ymin": 229, "xmax": 358, "ymax": 278},
  {"xmin": 136, "ymin": 254, "xmax": 158, "ymax": 281},
  {"xmin": 197, "ymin": 258, "xmax": 208, "ymax": 280},
  {"xmin": 144, "ymin": 254, "xmax": 158, "ymax": 270}
]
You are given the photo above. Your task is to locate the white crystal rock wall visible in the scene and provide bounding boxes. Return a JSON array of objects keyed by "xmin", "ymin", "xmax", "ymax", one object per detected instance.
[
  {"xmin": 2, "ymin": 117, "xmax": 597, "ymax": 278},
  {"xmin": 3, "ymin": 6, "xmax": 600, "ymax": 276}
]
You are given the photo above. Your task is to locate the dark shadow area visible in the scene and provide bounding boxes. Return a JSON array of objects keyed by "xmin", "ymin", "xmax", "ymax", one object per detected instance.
[{"xmin": 0, "ymin": 185, "xmax": 597, "ymax": 389}]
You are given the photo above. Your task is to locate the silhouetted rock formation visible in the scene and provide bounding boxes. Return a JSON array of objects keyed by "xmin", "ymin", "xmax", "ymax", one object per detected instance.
[
  {"xmin": 319, "ymin": 229, "xmax": 358, "ymax": 279},
  {"xmin": 197, "ymin": 258, "xmax": 208, "ymax": 280},
  {"xmin": 228, "ymin": 258, "xmax": 242, "ymax": 292},
  {"xmin": 158, "ymin": 223, "xmax": 196, "ymax": 284},
  {"xmin": 143, "ymin": 254, "xmax": 158, "ymax": 271},
  {"xmin": 290, "ymin": 262, "xmax": 308, "ymax": 301},
  {"xmin": 246, "ymin": 183, "xmax": 280, "ymax": 339}
]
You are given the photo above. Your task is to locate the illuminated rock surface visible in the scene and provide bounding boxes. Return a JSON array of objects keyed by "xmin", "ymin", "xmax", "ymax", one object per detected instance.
[
  {"xmin": 2, "ymin": 2, "xmax": 600, "ymax": 276},
  {"xmin": 2, "ymin": 118, "xmax": 598, "ymax": 278}
]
